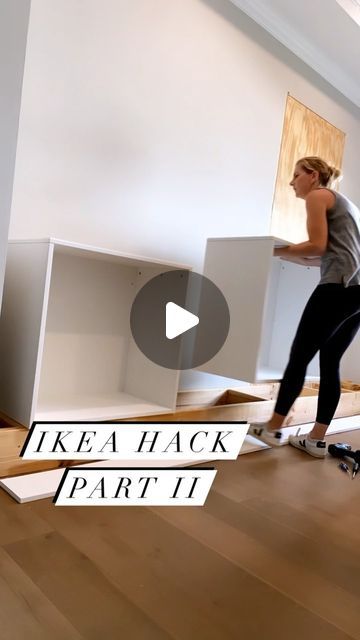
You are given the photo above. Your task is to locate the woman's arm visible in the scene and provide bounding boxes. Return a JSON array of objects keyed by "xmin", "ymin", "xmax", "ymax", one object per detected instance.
[
  {"xmin": 276, "ymin": 255, "xmax": 321, "ymax": 267},
  {"xmin": 274, "ymin": 190, "xmax": 330, "ymax": 260}
]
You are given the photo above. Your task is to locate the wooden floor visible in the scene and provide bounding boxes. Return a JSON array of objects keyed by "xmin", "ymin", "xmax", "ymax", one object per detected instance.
[{"xmin": 1, "ymin": 430, "xmax": 360, "ymax": 639}]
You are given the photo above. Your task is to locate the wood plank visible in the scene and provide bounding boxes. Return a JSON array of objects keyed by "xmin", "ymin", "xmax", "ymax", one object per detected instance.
[
  {"xmin": 0, "ymin": 426, "xmax": 27, "ymax": 458},
  {"xmin": 127, "ymin": 399, "xmax": 273, "ymax": 423},
  {"xmin": 21, "ymin": 504, "xmax": 240, "ymax": 640},
  {"xmin": 0, "ymin": 458, "xmax": 64, "ymax": 479},
  {"xmin": 29, "ymin": 500, "xmax": 354, "ymax": 640},
  {"xmin": 0, "ymin": 547, "xmax": 82, "ymax": 640},
  {"xmin": 131, "ymin": 400, "xmax": 360, "ymax": 428},
  {"xmin": 204, "ymin": 491, "xmax": 360, "ymax": 598},
  {"xmin": 201, "ymin": 429, "xmax": 360, "ymax": 548},
  {"xmin": 176, "ymin": 388, "xmax": 266, "ymax": 407},
  {"xmin": 0, "ymin": 484, "xmax": 53, "ymax": 546},
  {"xmin": 150, "ymin": 500, "xmax": 360, "ymax": 639},
  {"xmin": 1, "ymin": 430, "xmax": 360, "ymax": 639},
  {"xmin": 1, "ymin": 380, "xmax": 359, "ymax": 482},
  {"xmin": 4, "ymin": 531, "xmax": 172, "ymax": 640}
]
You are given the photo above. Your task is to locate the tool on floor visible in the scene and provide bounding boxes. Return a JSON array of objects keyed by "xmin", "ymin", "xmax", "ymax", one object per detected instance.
[
  {"xmin": 328, "ymin": 442, "xmax": 352, "ymax": 452},
  {"xmin": 338, "ymin": 462, "xmax": 350, "ymax": 475},
  {"xmin": 352, "ymin": 461, "xmax": 359, "ymax": 479},
  {"xmin": 328, "ymin": 443, "xmax": 360, "ymax": 479}
]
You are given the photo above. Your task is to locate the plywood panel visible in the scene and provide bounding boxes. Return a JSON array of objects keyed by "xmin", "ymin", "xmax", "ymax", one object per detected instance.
[{"xmin": 271, "ymin": 95, "xmax": 345, "ymax": 243}]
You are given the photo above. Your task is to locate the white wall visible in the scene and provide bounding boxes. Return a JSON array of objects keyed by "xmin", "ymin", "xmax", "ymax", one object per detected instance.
[
  {"xmin": 9, "ymin": 0, "xmax": 360, "ymax": 389},
  {"xmin": 0, "ymin": 0, "xmax": 30, "ymax": 308}
]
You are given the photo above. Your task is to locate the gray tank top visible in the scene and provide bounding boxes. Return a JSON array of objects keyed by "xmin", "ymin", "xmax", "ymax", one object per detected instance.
[{"xmin": 319, "ymin": 188, "xmax": 360, "ymax": 287}]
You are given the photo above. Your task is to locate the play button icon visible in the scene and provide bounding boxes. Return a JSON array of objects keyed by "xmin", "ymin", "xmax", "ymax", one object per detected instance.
[
  {"xmin": 130, "ymin": 270, "xmax": 230, "ymax": 370},
  {"xmin": 166, "ymin": 302, "xmax": 199, "ymax": 339}
]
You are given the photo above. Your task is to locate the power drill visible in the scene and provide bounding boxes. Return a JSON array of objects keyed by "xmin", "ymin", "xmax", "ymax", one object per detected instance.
[{"xmin": 328, "ymin": 443, "xmax": 360, "ymax": 478}]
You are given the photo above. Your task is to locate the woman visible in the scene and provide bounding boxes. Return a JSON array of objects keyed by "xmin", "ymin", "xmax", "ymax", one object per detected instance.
[{"xmin": 249, "ymin": 156, "xmax": 360, "ymax": 457}]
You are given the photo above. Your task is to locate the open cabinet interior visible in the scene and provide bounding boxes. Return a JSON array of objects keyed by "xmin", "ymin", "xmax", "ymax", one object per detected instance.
[
  {"xmin": 198, "ymin": 236, "xmax": 324, "ymax": 383},
  {"xmin": 0, "ymin": 239, "xmax": 188, "ymax": 426},
  {"xmin": 36, "ymin": 246, "xmax": 181, "ymax": 421},
  {"xmin": 257, "ymin": 258, "xmax": 320, "ymax": 379}
]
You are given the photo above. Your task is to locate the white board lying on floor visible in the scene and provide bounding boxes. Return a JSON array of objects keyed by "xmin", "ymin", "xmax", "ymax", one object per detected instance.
[
  {"xmin": 0, "ymin": 459, "xmax": 199, "ymax": 504},
  {"xmin": 2, "ymin": 416, "xmax": 359, "ymax": 503},
  {"xmin": 0, "ymin": 435, "xmax": 269, "ymax": 503}
]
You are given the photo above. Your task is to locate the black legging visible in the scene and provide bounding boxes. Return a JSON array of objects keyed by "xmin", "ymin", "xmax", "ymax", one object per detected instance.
[{"xmin": 274, "ymin": 283, "xmax": 360, "ymax": 425}]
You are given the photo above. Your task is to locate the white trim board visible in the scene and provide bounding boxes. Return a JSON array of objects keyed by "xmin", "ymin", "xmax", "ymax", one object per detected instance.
[
  {"xmin": 0, "ymin": 436, "xmax": 268, "ymax": 504},
  {"xmin": 0, "ymin": 459, "xmax": 197, "ymax": 504},
  {"xmin": 2, "ymin": 414, "xmax": 360, "ymax": 504},
  {"xmin": 9, "ymin": 238, "xmax": 192, "ymax": 271}
]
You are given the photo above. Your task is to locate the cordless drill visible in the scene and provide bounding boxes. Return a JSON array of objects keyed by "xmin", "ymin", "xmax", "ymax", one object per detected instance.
[{"xmin": 328, "ymin": 443, "xmax": 360, "ymax": 477}]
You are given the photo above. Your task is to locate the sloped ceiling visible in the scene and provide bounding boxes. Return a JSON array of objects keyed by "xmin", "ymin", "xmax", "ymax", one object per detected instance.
[{"xmin": 229, "ymin": 0, "xmax": 360, "ymax": 108}]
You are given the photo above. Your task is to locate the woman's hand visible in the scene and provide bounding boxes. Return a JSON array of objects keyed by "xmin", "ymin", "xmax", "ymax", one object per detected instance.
[
  {"xmin": 273, "ymin": 247, "xmax": 289, "ymax": 257},
  {"xmin": 273, "ymin": 250, "xmax": 321, "ymax": 267}
]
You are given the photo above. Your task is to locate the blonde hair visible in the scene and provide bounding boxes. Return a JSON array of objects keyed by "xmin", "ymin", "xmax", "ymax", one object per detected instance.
[{"xmin": 297, "ymin": 156, "xmax": 342, "ymax": 187}]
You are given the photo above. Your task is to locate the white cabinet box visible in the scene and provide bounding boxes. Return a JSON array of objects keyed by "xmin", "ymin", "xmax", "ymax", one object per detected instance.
[
  {"xmin": 0, "ymin": 239, "xmax": 190, "ymax": 427},
  {"xmin": 198, "ymin": 236, "xmax": 354, "ymax": 383}
]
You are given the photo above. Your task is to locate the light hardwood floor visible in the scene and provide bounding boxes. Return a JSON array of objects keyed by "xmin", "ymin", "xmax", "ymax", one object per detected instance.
[{"xmin": 1, "ymin": 429, "xmax": 360, "ymax": 639}]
